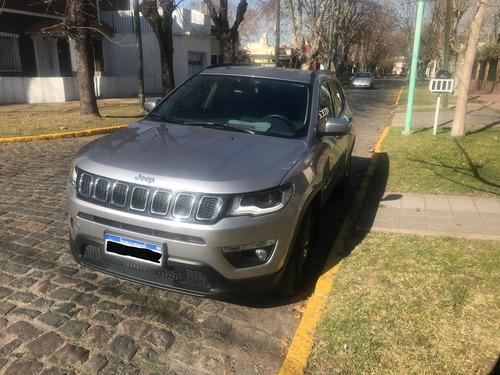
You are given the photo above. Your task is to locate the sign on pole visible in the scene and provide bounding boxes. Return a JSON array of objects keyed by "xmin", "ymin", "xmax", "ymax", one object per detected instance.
[{"xmin": 429, "ymin": 78, "xmax": 454, "ymax": 135}]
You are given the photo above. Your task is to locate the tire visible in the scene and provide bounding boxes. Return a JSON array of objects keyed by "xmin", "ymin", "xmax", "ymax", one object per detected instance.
[
  {"xmin": 280, "ymin": 208, "xmax": 316, "ymax": 296},
  {"xmin": 334, "ymin": 158, "xmax": 351, "ymax": 197}
]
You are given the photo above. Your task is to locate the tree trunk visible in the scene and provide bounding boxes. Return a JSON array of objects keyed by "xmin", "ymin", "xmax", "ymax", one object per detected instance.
[
  {"xmin": 217, "ymin": 33, "xmax": 234, "ymax": 63},
  {"xmin": 451, "ymin": 0, "xmax": 488, "ymax": 138},
  {"xmin": 64, "ymin": 0, "xmax": 100, "ymax": 118},
  {"xmin": 140, "ymin": 0, "xmax": 175, "ymax": 96},
  {"xmin": 203, "ymin": 0, "xmax": 247, "ymax": 64}
]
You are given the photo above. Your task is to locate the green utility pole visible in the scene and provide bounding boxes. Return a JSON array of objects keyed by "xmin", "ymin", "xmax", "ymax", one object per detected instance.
[
  {"xmin": 275, "ymin": 0, "xmax": 280, "ymax": 67},
  {"xmin": 133, "ymin": 0, "xmax": 145, "ymax": 109},
  {"xmin": 404, "ymin": 0, "xmax": 425, "ymax": 135}
]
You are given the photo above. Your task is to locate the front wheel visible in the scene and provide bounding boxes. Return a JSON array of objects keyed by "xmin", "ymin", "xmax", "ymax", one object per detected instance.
[
  {"xmin": 280, "ymin": 208, "xmax": 316, "ymax": 296},
  {"xmin": 334, "ymin": 158, "xmax": 351, "ymax": 197}
]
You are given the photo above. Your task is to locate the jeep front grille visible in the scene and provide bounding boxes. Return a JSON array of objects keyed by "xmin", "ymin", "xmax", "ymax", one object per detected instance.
[
  {"xmin": 197, "ymin": 197, "xmax": 222, "ymax": 220},
  {"xmin": 111, "ymin": 183, "xmax": 128, "ymax": 207},
  {"xmin": 131, "ymin": 187, "xmax": 149, "ymax": 211},
  {"xmin": 151, "ymin": 190, "xmax": 171, "ymax": 215},
  {"xmin": 77, "ymin": 170, "xmax": 227, "ymax": 224}
]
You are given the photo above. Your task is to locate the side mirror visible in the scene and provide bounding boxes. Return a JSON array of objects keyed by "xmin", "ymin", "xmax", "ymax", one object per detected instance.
[
  {"xmin": 320, "ymin": 117, "xmax": 352, "ymax": 135},
  {"xmin": 144, "ymin": 99, "xmax": 160, "ymax": 112}
]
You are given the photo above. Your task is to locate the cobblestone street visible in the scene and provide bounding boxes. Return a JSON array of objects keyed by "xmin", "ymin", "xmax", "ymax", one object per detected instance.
[{"xmin": 0, "ymin": 137, "xmax": 302, "ymax": 375}]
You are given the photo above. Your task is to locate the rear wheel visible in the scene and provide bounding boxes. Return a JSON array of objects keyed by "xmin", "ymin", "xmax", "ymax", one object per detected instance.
[{"xmin": 280, "ymin": 208, "xmax": 315, "ymax": 296}]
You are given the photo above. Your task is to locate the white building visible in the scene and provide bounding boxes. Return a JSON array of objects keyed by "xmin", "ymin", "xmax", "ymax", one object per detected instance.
[
  {"xmin": 99, "ymin": 9, "xmax": 212, "ymax": 96},
  {"xmin": 0, "ymin": 8, "xmax": 212, "ymax": 104}
]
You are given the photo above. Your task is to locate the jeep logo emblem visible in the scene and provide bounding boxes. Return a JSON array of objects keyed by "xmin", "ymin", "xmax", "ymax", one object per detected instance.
[{"xmin": 135, "ymin": 174, "xmax": 155, "ymax": 184}]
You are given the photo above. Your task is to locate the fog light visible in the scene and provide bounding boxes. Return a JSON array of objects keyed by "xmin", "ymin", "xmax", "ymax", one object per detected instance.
[
  {"xmin": 222, "ymin": 240, "xmax": 276, "ymax": 268},
  {"xmin": 255, "ymin": 248, "xmax": 268, "ymax": 261}
]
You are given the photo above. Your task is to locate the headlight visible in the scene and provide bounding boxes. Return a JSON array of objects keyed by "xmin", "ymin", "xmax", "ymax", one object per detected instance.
[
  {"xmin": 229, "ymin": 185, "xmax": 293, "ymax": 216},
  {"xmin": 69, "ymin": 162, "xmax": 78, "ymax": 188}
]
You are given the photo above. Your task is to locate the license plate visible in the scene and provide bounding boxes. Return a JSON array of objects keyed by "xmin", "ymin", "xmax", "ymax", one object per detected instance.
[{"xmin": 105, "ymin": 233, "xmax": 163, "ymax": 264}]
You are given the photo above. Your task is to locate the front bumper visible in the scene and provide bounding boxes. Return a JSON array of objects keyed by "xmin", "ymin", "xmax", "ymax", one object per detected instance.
[{"xmin": 67, "ymin": 185, "xmax": 298, "ymax": 298}]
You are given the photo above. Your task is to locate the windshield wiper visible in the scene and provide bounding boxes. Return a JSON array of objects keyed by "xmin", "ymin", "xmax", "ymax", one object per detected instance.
[{"xmin": 183, "ymin": 121, "xmax": 255, "ymax": 134}]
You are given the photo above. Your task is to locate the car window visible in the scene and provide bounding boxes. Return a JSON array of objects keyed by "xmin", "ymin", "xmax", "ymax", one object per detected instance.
[
  {"xmin": 328, "ymin": 82, "xmax": 343, "ymax": 116},
  {"xmin": 149, "ymin": 74, "xmax": 311, "ymax": 139},
  {"xmin": 318, "ymin": 83, "xmax": 335, "ymax": 129}
]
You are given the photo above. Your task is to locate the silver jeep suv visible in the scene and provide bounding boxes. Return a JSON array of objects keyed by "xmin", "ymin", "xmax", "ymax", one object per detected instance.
[{"xmin": 67, "ymin": 65, "xmax": 355, "ymax": 298}]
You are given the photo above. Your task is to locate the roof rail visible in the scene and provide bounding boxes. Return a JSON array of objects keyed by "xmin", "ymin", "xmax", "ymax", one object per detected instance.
[{"xmin": 206, "ymin": 63, "xmax": 260, "ymax": 70}]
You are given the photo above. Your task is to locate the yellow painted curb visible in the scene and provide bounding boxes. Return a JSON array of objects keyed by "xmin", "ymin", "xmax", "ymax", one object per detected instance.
[
  {"xmin": 375, "ymin": 126, "xmax": 391, "ymax": 153},
  {"xmin": 395, "ymin": 86, "xmax": 403, "ymax": 106},
  {"xmin": 0, "ymin": 125, "xmax": 127, "ymax": 143}
]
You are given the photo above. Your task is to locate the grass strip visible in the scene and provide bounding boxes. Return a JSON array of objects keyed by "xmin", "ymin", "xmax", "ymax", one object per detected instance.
[
  {"xmin": 0, "ymin": 101, "xmax": 145, "ymax": 138},
  {"xmin": 372, "ymin": 127, "xmax": 500, "ymax": 197},
  {"xmin": 397, "ymin": 83, "xmax": 458, "ymax": 107},
  {"xmin": 307, "ymin": 232, "xmax": 500, "ymax": 375}
]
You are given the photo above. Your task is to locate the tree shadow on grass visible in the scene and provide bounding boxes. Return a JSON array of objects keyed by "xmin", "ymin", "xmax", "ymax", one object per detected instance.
[{"xmin": 406, "ymin": 139, "xmax": 500, "ymax": 195}]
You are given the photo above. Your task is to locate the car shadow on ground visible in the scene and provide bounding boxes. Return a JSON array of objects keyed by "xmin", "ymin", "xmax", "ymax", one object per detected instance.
[{"xmin": 231, "ymin": 153, "xmax": 390, "ymax": 308}]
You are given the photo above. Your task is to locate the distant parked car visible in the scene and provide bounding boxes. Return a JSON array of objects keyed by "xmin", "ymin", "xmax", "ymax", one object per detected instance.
[
  {"xmin": 67, "ymin": 65, "xmax": 356, "ymax": 298},
  {"xmin": 400, "ymin": 70, "xmax": 407, "ymax": 77},
  {"xmin": 352, "ymin": 72, "xmax": 375, "ymax": 89}
]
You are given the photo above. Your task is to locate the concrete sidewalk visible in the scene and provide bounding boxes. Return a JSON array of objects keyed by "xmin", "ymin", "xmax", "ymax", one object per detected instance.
[
  {"xmin": 358, "ymin": 192, "xmax": 500, "ymax": 240},
  {"xmin": 391, "ymin": 101, "xmax": 500, "ymax": 129},
  {"xmin": 358, "ymin": 91, "xmax": 500, "ymax": 241}
]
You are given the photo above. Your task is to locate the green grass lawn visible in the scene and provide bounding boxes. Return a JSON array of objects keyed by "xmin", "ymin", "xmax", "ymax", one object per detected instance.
[
  {"xmin": 374, "ymin": 127, "xmax": 500, "ymax": 197},
  {"xmin": 396, "ymin": 82, "xmax": 485, "ymax": 110},
  {"xmin": 397, "ymin": 82, "xmax": 451, "ymax": 107},
  {"xmin": 307, "ymin": 99, "xmax": 499, "ymax": 374},
  {"xmin": 307, "ymin": 232, "xmax": 500, "ymax": 374}
]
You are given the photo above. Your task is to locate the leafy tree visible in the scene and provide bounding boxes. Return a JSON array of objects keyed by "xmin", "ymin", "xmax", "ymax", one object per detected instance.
[
  {"xmin": 477, "ymin": 42, "xmax": 500, "ymax": 61},
  {"xmin": 203, "ymin": 0, "xmax": 248, "ymax": 63},
  {"xmin": 63, "ymin": 0, "xmax": 100, "ymax": 117},
  {"xmin": 140, "ymin": 0, "xmax": 176, "ymax": 95}
]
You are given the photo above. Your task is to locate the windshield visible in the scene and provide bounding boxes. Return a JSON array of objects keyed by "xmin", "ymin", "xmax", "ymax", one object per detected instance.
[
  {"xmin": 147, "ymin": 74, "xmax": 311, "ymax": 138},
  {"xmin": 355, "ymin": 73, "xmax": 372, "ymax": 78}
]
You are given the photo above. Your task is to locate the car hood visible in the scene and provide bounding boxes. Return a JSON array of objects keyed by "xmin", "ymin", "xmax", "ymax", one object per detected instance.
[{"xmin": 76, "ymin": 121, "xmax": 308, "ymax": 194}]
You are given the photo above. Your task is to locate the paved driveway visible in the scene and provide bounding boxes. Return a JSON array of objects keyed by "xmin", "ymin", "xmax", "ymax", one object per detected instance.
[{"xmin": 0, "ymin": 137, "xmax": 302, "ymax": 375}]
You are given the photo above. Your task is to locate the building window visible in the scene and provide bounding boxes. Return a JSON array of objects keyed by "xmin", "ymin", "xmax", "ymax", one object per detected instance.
[
  {"xmin": 188, "ymin": 51, "xmax": 205, "ymax": 77},
  {"xmin": 0, "ymin": 32, "xmax": 22, "ymax": 73}
]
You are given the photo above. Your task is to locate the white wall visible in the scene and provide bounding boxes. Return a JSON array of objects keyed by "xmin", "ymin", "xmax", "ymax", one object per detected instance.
[
  {"xmin": 103, "ymin": 32, "xmax": 210, "ymax": 90},
  {"xmin": 0, "ymin": 76, "xmax": 140, "ymax": 104},
  {"xmin": 102, "ymin": 32, "xmax": 162, "ymax": 94},
  {"xmin": 172, "ymin": 34, "xmax": 210, "ymax": 86}
]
